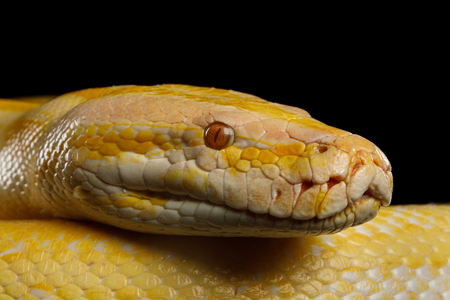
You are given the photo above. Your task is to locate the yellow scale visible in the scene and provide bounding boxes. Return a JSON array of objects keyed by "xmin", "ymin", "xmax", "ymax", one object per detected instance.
[{"xmin": 0, "ymin": 86, "xmax": 448, "ymax": 299}]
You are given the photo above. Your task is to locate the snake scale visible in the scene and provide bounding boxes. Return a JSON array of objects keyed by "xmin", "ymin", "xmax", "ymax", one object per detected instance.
[{"xmin": 0, "ymin": 85, "xmax": 448, "ymax": 299}]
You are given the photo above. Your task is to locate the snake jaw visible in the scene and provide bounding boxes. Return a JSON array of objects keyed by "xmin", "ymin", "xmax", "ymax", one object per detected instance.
[{"xmin": 22, "ymin": 85, "xmax": 393, "ymax": 237}]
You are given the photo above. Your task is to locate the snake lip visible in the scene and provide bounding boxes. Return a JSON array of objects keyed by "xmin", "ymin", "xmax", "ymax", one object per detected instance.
[
  {"xmin": 345, "ymin": 148, "xmax": 393, "ymax": 207},
  {"xmin": 368, "ymin": 167, "xmax": 393, "ymax": 207}
]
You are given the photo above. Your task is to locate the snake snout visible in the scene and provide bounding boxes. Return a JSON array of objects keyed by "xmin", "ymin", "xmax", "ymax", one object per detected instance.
[
  {"xmin": 282, "ymin": 140, "xmax": 392, "ymax": 224},
  {"xmin": 348, "ymin": 150, "xmax": 392, "ymax": 206}
]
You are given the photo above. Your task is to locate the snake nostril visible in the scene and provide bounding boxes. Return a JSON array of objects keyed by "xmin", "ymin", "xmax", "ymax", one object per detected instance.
[{"xmin": 318, "ymin": 145, "xmax": 328, "ymax": 153}]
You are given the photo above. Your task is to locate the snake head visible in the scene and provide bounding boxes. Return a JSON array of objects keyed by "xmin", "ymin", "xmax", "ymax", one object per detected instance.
[{"xmin": 36, "ymin": 85, "xmax": 393, "ymax": 237}]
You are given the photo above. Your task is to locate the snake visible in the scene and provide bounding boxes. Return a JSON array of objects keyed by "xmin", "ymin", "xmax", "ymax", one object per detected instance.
[{"xmin": 0, "ymin": 85, "xmax": 447, "ymax": 299}]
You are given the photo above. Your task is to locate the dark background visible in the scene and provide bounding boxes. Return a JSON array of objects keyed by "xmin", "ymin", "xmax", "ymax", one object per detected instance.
[{"xmin": 0, "ymin": 33, "xmax": 439, "ymax": 207}]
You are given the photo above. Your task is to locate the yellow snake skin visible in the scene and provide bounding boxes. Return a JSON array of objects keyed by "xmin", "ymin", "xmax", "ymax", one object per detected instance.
[{"xmin": 0, "ymin": 85, "xmax": 448, "ymax": 299}]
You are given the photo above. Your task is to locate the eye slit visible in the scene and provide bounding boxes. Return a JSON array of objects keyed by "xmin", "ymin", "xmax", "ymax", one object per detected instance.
[{"xmin": 204, "ymin": 122, "xmax": 234, "ymax": 150}]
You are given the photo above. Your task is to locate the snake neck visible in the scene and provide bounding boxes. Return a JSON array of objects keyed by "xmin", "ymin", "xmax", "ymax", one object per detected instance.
[
  {"xmin": 0, "ymin": 96, "xmax": 83, "ymax": 219},
  {"xmin": 0, "ymin": 87, "xmax": 129, "ymax": 219}
]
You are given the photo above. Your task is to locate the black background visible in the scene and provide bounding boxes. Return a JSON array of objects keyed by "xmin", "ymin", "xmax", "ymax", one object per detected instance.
[{"xmin": 0, "ymin": 31, "xmax": 439, "ymax": 207}]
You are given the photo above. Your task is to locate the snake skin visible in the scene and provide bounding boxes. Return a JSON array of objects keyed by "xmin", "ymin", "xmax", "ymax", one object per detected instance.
[
  {"xmin": 0, "ymin": 85, "xmax": 448, "ymax": 299},
  {"xmin": 1, "ymin": 205, "xmax": 450, "ymax": 299}
]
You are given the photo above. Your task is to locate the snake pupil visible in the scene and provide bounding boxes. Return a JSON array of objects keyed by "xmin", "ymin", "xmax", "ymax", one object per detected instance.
[{"xmin": 214, "ymin": 128, "xmax": 221, "ymax": 143}]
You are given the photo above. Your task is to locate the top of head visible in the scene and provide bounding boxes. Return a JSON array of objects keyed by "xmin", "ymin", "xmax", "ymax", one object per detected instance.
[{"xmin": 9, "ymin": 84, "xmax": 393, "ymax": 237}]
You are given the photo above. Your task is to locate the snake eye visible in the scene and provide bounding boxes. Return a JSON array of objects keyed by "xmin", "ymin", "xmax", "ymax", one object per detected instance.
[{"xmin": 204, "ymin": 122, "xmax": 234, "ymax": 150}]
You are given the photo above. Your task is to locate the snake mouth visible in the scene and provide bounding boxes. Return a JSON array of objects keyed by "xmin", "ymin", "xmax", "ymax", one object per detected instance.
[
  {"xmin": 71, "ymin": 182, "xmax": 383, "ymax": 237},
  {"xmin": 67, "ymin": 153, "xmax": 391, "ymax": 238},
  {"xmin": 286, "ymin": 169, "xmax": 391, "ymax": 223}
]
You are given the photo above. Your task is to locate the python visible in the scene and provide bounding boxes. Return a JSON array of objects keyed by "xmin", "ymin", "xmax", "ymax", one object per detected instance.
[{"xmin": 0, "ymin": 85, "xmax": 448, "ymax": 299}]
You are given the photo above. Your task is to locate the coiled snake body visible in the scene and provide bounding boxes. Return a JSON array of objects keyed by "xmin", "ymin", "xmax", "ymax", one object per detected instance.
[{"xmin": 0, "ymin": 85, "xmax": 448, "ymax": 299}]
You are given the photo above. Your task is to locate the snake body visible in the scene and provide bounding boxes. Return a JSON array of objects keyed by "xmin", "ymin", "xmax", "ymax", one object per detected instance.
[{"xmin": 0, "ymin": 85, "xmax": 448, "ymax": 299}]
